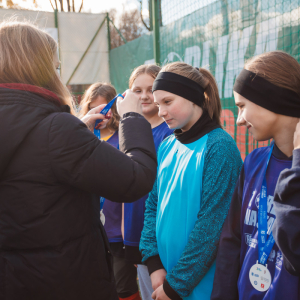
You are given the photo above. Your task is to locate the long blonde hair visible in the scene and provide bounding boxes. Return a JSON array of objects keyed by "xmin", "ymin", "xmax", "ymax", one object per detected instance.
[
  {"xmin": 161, "ymin": 62, "xmax": 221, "ymax": 125},
  {"xmin": 78, "ymin": 82, "xmax": 120, "ymax": 132},
  {"xmin": 0, "ymin": 20, "xmax": 75, "ymax": 114}
]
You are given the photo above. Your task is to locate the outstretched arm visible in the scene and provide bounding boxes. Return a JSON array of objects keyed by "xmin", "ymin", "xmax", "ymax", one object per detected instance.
[{"xmin": 48, "ymin": 112, "xmax": 157, "ymax": 203}]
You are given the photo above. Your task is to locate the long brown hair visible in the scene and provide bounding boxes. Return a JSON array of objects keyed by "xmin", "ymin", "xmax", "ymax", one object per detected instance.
[
  {"xmin": 129, "ymin": 64, "xmax": 161, "ymax": 89},
  {"xmin": 160, "ymin": 62, "xmax": 221, "ymax": 125},
  {"xmin": 0, "ymin": 19, "xmax": 75, "ymax": 114},
  {"xmin": 78, "ymin": 82, "xmax": 119, "ymax": 132},
  {"xmin": 245, "ymin": 51, "xmax": 300, "ymax": 97}
]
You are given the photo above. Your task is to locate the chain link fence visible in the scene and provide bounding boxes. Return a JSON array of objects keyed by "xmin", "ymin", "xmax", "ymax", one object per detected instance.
[{"xmin": 110, "ymin": 0, "xmax": 300, "ymax": 159}]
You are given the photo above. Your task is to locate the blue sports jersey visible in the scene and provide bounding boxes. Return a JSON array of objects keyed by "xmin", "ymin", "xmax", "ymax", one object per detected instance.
[
  {"xmin": 102, "ymin": 131, "xmax": 123, "ymax": 243},
  {"xmin": 123, "ymin": 122, "xmax": 173, "ymax": 247},
  {"xmin": 156, "ymin": 133, "xmax": 216, "ymax": 300},
  {"xmin": 239, "ymin": 146, "xmax": 300, "ymax": 299},
  {"xmin": 140, "ymin": 128, "xmax": 242, "ymax": 298}
]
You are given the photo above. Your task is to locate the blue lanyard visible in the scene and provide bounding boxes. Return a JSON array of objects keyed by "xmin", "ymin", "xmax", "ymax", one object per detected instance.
[
  {"xmin": 258, "ymin": 143, "xmax": 275, "ymax": 265},
  {"xmin": 100, "ymin": 197, "xmax": 105, "ymax": 210},
  {"xmin": 93, "ymin": 94, "xmax": 123, "ymax": 139}
]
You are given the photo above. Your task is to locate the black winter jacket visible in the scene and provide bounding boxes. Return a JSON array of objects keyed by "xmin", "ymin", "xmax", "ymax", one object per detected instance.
[
  {"xmin": 273, "ymin": 148, "xmax": 300, "ymax": 276},
  {"xmin": 0, "ymin": 85, "xmax": 157, "ymax": 300}
]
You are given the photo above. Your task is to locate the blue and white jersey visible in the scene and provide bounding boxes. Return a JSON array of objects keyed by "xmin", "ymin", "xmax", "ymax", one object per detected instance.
[{"xmin": 238, "ymin": 145, "xmax": 299, "ymax": 299}]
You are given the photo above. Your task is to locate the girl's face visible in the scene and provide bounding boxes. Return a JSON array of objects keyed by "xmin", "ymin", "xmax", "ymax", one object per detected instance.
[
  {"xmin": 154, "ymin": 90, "xmax": 202, "ymax": 131},
  {"xmin": 89, "ymin": 95, "xmax": 107, "ymax": 109},
  {"xmin": 234, "ymin": 91, "xmax": 279, "ymax": 141},
  {"xmin": 131, "ymin": 73, "xmax": 158, "ymax": 116}
]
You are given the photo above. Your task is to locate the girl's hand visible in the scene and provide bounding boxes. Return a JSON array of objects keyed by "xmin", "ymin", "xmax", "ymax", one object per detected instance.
[
  {"xmin": 80, "ymin": 104, "xmax": 111, "ymax": 132},
  {"xmin": 117, "ymin": 89, "xmax": 142, "ymax": 117},
  {"xmin": 151, "ymin": 285, "xmax": 171, "ymax": 300},
  {"xmin": 150, "ymin": 269, "xmax": 167, "ymax": 291},
  {"xmin": 294, "ymin": 120, "xmax": 300, "ymax": 150}
]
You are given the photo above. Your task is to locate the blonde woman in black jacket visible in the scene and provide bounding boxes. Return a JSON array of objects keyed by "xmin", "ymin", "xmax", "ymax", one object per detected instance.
[{"xmin": 0, "ymin": 21, "xmax": 156, "ymax": 300}]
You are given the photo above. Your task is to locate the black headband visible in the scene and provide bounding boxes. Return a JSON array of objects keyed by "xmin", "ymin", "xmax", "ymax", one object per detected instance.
[
  {"xmin": 233, "ymin": 69, "xmax": 300, "ymax": 117},
  {"xmin": 152, "ymin": 72, "xmax": 205, "ymax": 107}
]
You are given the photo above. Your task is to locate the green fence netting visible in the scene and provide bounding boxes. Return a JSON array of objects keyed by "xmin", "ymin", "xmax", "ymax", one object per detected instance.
[{"xmin": 110, "ymin": 0, "xmax": 300, "ymax": 159}]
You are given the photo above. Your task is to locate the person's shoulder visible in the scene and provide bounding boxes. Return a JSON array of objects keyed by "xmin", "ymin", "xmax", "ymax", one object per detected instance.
[
  {"xmin": 204, "ymin": 128, "xmax": 243, "ymax": 178},
  {"xmin": 206, "ymin": 128, "xmax": 240, "ymax": 155},
  {"xmin": 47, "ymin": 112, "xmax": 92, "ymax": 143},
  {"xmin": 244, "ymin": 145, "xmax": 270, "ymax": 163},
  {"xmin": 49, "ymin": 112, "xmax": 86, "ymax": 129}
]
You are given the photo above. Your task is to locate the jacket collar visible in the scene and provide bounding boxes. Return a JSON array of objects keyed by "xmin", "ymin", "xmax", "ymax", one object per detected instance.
[{"xmin": 0, "ymin": 83, "xmax": 62, "ymax": 106}]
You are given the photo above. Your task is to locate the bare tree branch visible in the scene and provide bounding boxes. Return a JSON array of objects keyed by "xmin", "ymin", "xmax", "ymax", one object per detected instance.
[
  {"xmin": 139, "ymin": 0, "xmax": 150, "ymax": 31},
  {"xmin": 54, "ymin": 0, "xmax": 58, "ymax": 10},
  {"xmin": 49, "ymin": 0, "xmax": 54, "ymax": 10},
  {"xmin": 72, "ymin": 0, "xmax": 75, "ymax": 12},
  {"xmin": 109, "ymin": 7, "xmax": 143, "ymax": 49},
  {"xmin": 79, "ymin": 0, "xmax": 83, "ymax": 12}
]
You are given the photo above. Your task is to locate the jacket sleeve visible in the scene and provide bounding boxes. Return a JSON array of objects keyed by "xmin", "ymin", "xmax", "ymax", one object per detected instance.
[
  {"xmin": 48, "ymin": 112, "xmax": 157, "ymax": 203},
  {"xmin": 273, "ymin": 148, "xmax": 300, "ymax": 276},
  {"xmin": 210, "ymin": 165, "xmax": 245, "ymax": 300},
  {"xmin": 163, "ymin": 138, "xmax": 242, "ymax": 299}
]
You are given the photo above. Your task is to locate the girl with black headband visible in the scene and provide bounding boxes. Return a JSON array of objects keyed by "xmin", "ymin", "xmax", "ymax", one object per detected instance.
[
  {"xmin": 140, "ymin": 62, "xmax": 242, "ymax": 300},
  {"xmin": 211, "ymin": 51, "xmax": 300, "ymax": 300}
]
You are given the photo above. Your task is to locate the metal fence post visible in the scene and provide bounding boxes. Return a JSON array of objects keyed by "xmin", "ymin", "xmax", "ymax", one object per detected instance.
[
  {"xmin": 106, "ymin": 13, "xmax": 111, "ymax": 83},
  {"xmin": 106, "ymin": 13, "xmax": 111, "ymax": 52},
  {"xmin": 54, "ymin": 9, "xmax": 61, "ymax": 74},
  {"xmin": 152, "ymin": 0, "xmax": 160, "ymax": 65},
  {"xmin": 149, "ymin": 0, "xmax": 153, "ymax": 31}
]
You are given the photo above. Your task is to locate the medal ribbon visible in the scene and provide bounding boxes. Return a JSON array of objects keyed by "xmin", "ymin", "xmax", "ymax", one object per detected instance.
[
  {"xmin": 94, "ymin": 93, "xmax": 123, "ymax": 139},
  {"xmin": 258, "ymin": 143, "xmax": 276, "ymax": 265},
  {"xmin": 100, "ymin": 197, "xmax": 105, "ymax": 210}
]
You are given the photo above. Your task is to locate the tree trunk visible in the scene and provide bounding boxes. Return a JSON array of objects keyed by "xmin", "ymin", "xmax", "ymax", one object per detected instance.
[
  {"xmin": 58, "ymin": 0, "xmax": 64, "ymax": 11},
  {"xmin": 72, "ymin": 0, "xmax": 75, "ymax": 12},
  {"xmin": 66, "ymin": 0, "xmax": 70, "ymax": 12}
]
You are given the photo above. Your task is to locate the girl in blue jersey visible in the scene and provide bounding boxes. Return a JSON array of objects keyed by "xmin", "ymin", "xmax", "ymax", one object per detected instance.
[
  {"xmin": 139, "ymin": 62, "xmax": 242, "ymax": 300},
  {"xmin": 123, "ymin": 65, "xmax": 173, "ymax": 300},
  {"xmin": 79, "ymin": 83, "xmax": 141, "ymax": 300},
  {"xmin": 211, "ymin": 51, "xmax": 300, "ymax": 300}
]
